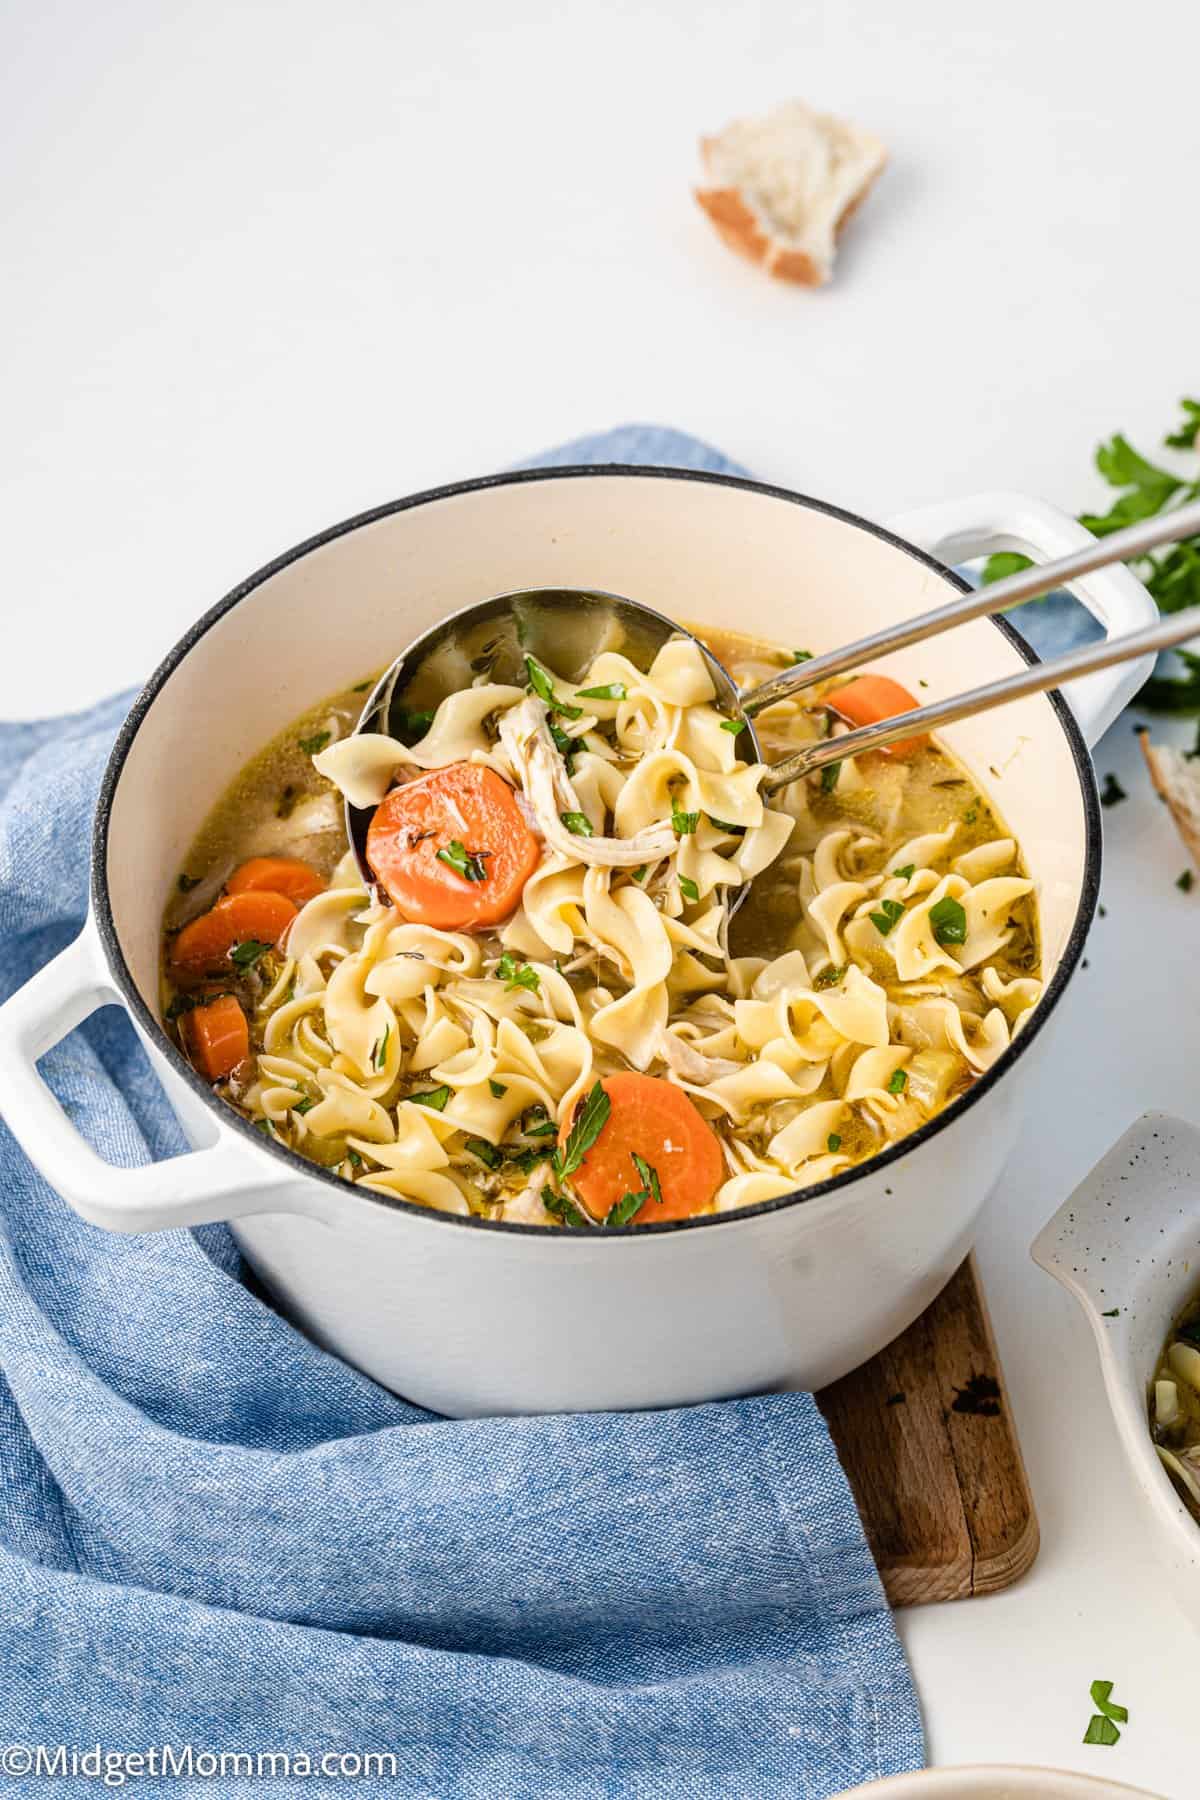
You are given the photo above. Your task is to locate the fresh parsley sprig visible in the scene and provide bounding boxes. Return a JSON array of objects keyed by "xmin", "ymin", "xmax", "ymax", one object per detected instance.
[{"xmin": 982, "ymin": 402, "xmax": 1200, "ymax": 710}]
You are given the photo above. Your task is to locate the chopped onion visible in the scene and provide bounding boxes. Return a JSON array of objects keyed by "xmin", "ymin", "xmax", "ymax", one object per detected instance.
[
  {"xmin": 1156, "ymin": 1377, "xmax": 1180, "ymax": 1431},
  {"xmin": 1167, "ymin": 1340, "xmax": 1200, "ymax": 1395}
]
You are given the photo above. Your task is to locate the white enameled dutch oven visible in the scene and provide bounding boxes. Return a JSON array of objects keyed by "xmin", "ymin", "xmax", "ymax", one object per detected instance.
[{"xmin": 0, "ymin": 471, "xmax": 1159, "ymax": 1417}]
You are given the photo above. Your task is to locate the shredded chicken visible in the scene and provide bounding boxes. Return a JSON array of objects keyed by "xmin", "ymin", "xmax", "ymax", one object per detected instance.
[
  {"xmin": 656, "ymin": 1028, "xmax": 743, "ymax": 1084},
  {"xmin": 498, "ymin": 697, "xmax": 676, "ymax": 869},
  {"xmin": 500, "ymin": 1159, "xmax": 556, "ymax": 1225}
]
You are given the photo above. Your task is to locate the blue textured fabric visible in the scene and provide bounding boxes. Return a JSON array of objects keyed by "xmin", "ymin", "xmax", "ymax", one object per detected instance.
[{"xmin": 0, "ymin": 429, "xmax": 924, "ymax": 1798}]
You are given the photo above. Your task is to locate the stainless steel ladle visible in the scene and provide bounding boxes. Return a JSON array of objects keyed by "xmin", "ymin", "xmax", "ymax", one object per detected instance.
[{"xmin": 346, "ymin": 497, "xmax": 1200, "ymax": 899}]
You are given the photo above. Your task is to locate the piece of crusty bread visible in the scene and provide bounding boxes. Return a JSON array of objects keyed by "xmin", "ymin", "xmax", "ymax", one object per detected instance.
[
  {"xmin": 1139, "ymin": 731, "xmax": 1200, "ymax": 866},
  {"xmin": 695, "ymin": 99, "xmax": 888, "ymax": 286}
]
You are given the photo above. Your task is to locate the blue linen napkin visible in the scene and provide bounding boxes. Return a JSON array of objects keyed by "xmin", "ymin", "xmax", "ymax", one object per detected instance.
[{"xmin": 0, "ymin": 428, "xmax": 924, "ymax": 1798}]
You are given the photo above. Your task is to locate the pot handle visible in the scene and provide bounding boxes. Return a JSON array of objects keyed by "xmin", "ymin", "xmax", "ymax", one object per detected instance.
[
  {"xmin": 0, "ymin": 924, "xmax": 315, "ymax": 1233},
  {"xmin": 885, "ymin": 489, "xmax": 1160, "ymax": 746}
]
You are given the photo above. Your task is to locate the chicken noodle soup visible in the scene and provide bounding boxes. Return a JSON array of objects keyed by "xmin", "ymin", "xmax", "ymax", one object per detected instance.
[
  {"xmin": 1150, "ymin": 1297, "xmax": 1200, "ymax": 1523},
  {"xmin": 160, "ymin": 627, "xmax": 1041, "ymax": 1226}
]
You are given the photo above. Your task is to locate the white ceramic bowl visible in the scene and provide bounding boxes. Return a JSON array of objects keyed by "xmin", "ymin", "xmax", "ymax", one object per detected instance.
[
  {"xmin": 842, "ymin": 1766, "xmax": 1165, "ymax": 1799},
  {"xmin": 1033, "ymin": 1111, "xmax": 1200, "ymax": 1615},
  {"xmin": 0, "ymin": 471, "xmax": 1158, "ymax": 1415}
]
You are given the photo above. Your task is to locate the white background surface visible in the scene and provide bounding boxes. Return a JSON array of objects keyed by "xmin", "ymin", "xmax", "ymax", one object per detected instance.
[{"xmin": 3, "ymin": 0, "xmax": 1198, "ymax": 1792}]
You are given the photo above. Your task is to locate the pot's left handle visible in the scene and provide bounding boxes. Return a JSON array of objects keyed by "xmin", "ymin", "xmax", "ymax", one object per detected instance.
[
  {"xmin": 0, "ymin": 925, "xmax": 312, "ymax": 1233},
  {"xmin": 886, "ymin": 489, "xmax": 1161, "ymax": 747}
]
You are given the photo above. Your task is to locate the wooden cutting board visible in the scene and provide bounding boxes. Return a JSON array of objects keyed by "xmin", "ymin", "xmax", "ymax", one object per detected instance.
[{"xmin": 815, "ymin": 1254, "xmax": 1039, "ymax": 1606}]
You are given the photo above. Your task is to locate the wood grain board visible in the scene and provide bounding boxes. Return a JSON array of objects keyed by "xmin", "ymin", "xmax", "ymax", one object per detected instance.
[{"xmin": 816, "ymin": 1255, "xmax": 1039, "ymax": 1607}]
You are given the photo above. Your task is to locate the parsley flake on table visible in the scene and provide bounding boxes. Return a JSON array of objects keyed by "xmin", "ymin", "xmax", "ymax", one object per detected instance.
[
  {"xmin": 1099, "ymin": 774, "xmax": 1127, "ymax": 808},
  {"xmin": 1083, "ymin": 1679, "xmax": 1129, "ymax": 1747}
]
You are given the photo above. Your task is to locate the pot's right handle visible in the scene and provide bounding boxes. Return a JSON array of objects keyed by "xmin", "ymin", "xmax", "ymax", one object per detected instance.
[
  {"xmin": 885, "ymin": 489, "xmax": 1160, "ymax": 747},
  {"xmin": 0, "ymin": 923, "xmax": 316, "ymax": 1234}
]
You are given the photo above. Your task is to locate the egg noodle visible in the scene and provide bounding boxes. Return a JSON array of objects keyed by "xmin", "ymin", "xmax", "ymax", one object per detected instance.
[{"xmin": 230, "ymin": 637, "xmax": 1040, "ymax": 1225}]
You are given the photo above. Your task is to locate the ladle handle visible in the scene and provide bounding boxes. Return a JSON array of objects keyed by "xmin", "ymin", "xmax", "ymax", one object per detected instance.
[
  {"xmin": 762, "ymin": 598, "xmax": 1200, "ymax": 791},
  {"xmin": 742, "ymin": 493, "xmax": 1200, "ymax": 719}
]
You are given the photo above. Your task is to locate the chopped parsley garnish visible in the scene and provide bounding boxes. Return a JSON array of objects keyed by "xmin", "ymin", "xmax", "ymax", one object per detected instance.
[
  {"xmin": 887, "ymin": 1068, "xmax": 908, "ymax": 1095},
  {"xmin": 671, "ymin": 798, "xmax": 699, "ymax": 836},
  {"xmin": 891, "ymin": 863, "xmax": 916, "ymax": 881},
  {"xmin": 814, "ymin": 965, "xmax": 844, "ymax": 989},
  {"xmin": 1178, "ymin": 869, "xmax": 1194, "ymax": 892},
  {"xmin": 436, "ymin": 839, "xmax": 489, "ymax": 882},
  {"xmin": 606, "ymin": 1189, "xmax": 646, "ymax": 1228},
  {"xmin": 292, "ymin": 1095, "xmax": 315, "ymax": 1115},
  {"xmin": 606, "ymin": 1151, "xmax": 663, "ymax": 1227},
  {"xmin": 1101, "ymin": 1307, "xmax": 1120, "ymax": 1318},
  {"xmin": 827, "ymin": 1133, "xmax": 842, "ymax": 1153},
  {"xmin": 575, "ymin": 681, "xmax": 627, "ymax": 701},
  {"xmin": 869, "ymin": 898, "xmax": 905, "ymax": 936},
  {"xmin": 964, "ymin": 806, "xmax": 978, "ymax": 825},
  {"xmin": 346, "ymin": 1148, "xmax": 363, "ymax": 1168},
  {"xmin": 395, "ymin": 706, "xmax": 436, "ymax": 741},
  {"xmin": 230, "ymin": 939, "xmax": 271, "ymax": 970},
  {"xmin": 1083, "ymin": 1680, "xmax": 1128, "ymax": 1747},
  {"xmin": 1100, "ymin": 772, "xmax": 1127, "ymax": 807},
  {"xmin": 820, "ymin": 760, "xmax": 842, "ymax": 793},
  {"xmin": 791, "ymin": 649, "xmax": 813, "ymax": 663},
  {"xmin": 177, "ymin": 872, "xmax": 202, "ymax": 893},
  {"xmin": 631, "ymin": 1153, "xmax": 662, "ymax": 1206},
  {"xmin": 560, "ymin": 810, "xmax": 594, "ymax": 837},
  {"xmin": 351, "ymin": 679, "xmax": 372, "ymax": 692},
  {"xmin": 166, "ymin": 990, "xmax": 235, "ymax": 1022},
  {"xmin": 465, "ymin": 1137, "xmax": 501, "ymax": 1170},
  {"xmin": 929, "ymin": 895, "xmax": 968, "ymax": 946},
  {"xmin": 556, "ymin": 1081, "xmax": 611, "ymax": 1181},
  {"xmin": 678, "ymin": 874, "xmax": 700, "ymax": 903},
  {"xmin": 706, "ymin": 815, "xmax": 744, "ymax": 835},
  {"xmin": 630, "ymin": 865, "xmax": 648, "ymax": 883},
  {"xmin": 298, "ymin": 730, "xmax": 331, "ymax": 755},
  {"xmin": 505, "ymin": 1144, "xmax": 556, "ymax": 1175},
  {"xmin": 542, "ymin": 1187, "xmax": 591, "ymax": 1229},
  {"xmin": 719, "ymin": 717, "xmax": 747, "ymax": 735},
  {"xmin": 525, "ymin": 655, "xmax": 582, "ymax": 719},
  {"xmin": 521, "ymin": 1106, "xmax": 557, "ymax": 1139},
  {"xmin": 495, "ymin": 951, "xmax": 540, "ymax": 994},
  {"xmin": 410, "ymin": 1084, "xmax": 451, "ymax": 1112},
  {"xmin": 372, "ymin": 1025, "xmax": 390, "ymax": 1071},
  {"xmin": 546, "ymin": 716, "xmax": 578, "ymax": 773},
  {"xmin": 488, "ymin": 1078, "xmax": 507, "ymax": 1098}
]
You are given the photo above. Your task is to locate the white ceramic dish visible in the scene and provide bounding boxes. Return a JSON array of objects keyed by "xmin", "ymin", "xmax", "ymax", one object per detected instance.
[
  {"xmin": 1033, "ymin": 1110, "xmax": 1200, "ymax": 1612},
  {"xmin": 0, "ymin": 471, "xmax": 1158, "ymax": 1415},
  {"xmin": 841, "ymin": 1766, "xmax": 1165, "ymax": 1799}
]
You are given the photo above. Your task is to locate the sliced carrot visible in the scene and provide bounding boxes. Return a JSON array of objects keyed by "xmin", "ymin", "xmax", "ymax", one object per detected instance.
[
  {"xmin": 180, "ymin": 994, "xmax": 249, "ymax": 1081},
  {"xmin": 825, "ymin": 675, "xmax": 928, "ymax": 757},
  {"xmin": 227, "ymin": 856, "xmax": 326, "ymax": 907},
  {"xmin": 168, "ymin": 891, "xmax": 297, "ymax": 981},
  {"xmin": 366, "ymin": 763, "xmax": 539, "ymax": 930},
  {"xmin": 562, "ymin": 1072, "xmax": 725, "ymax": 1224}
]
